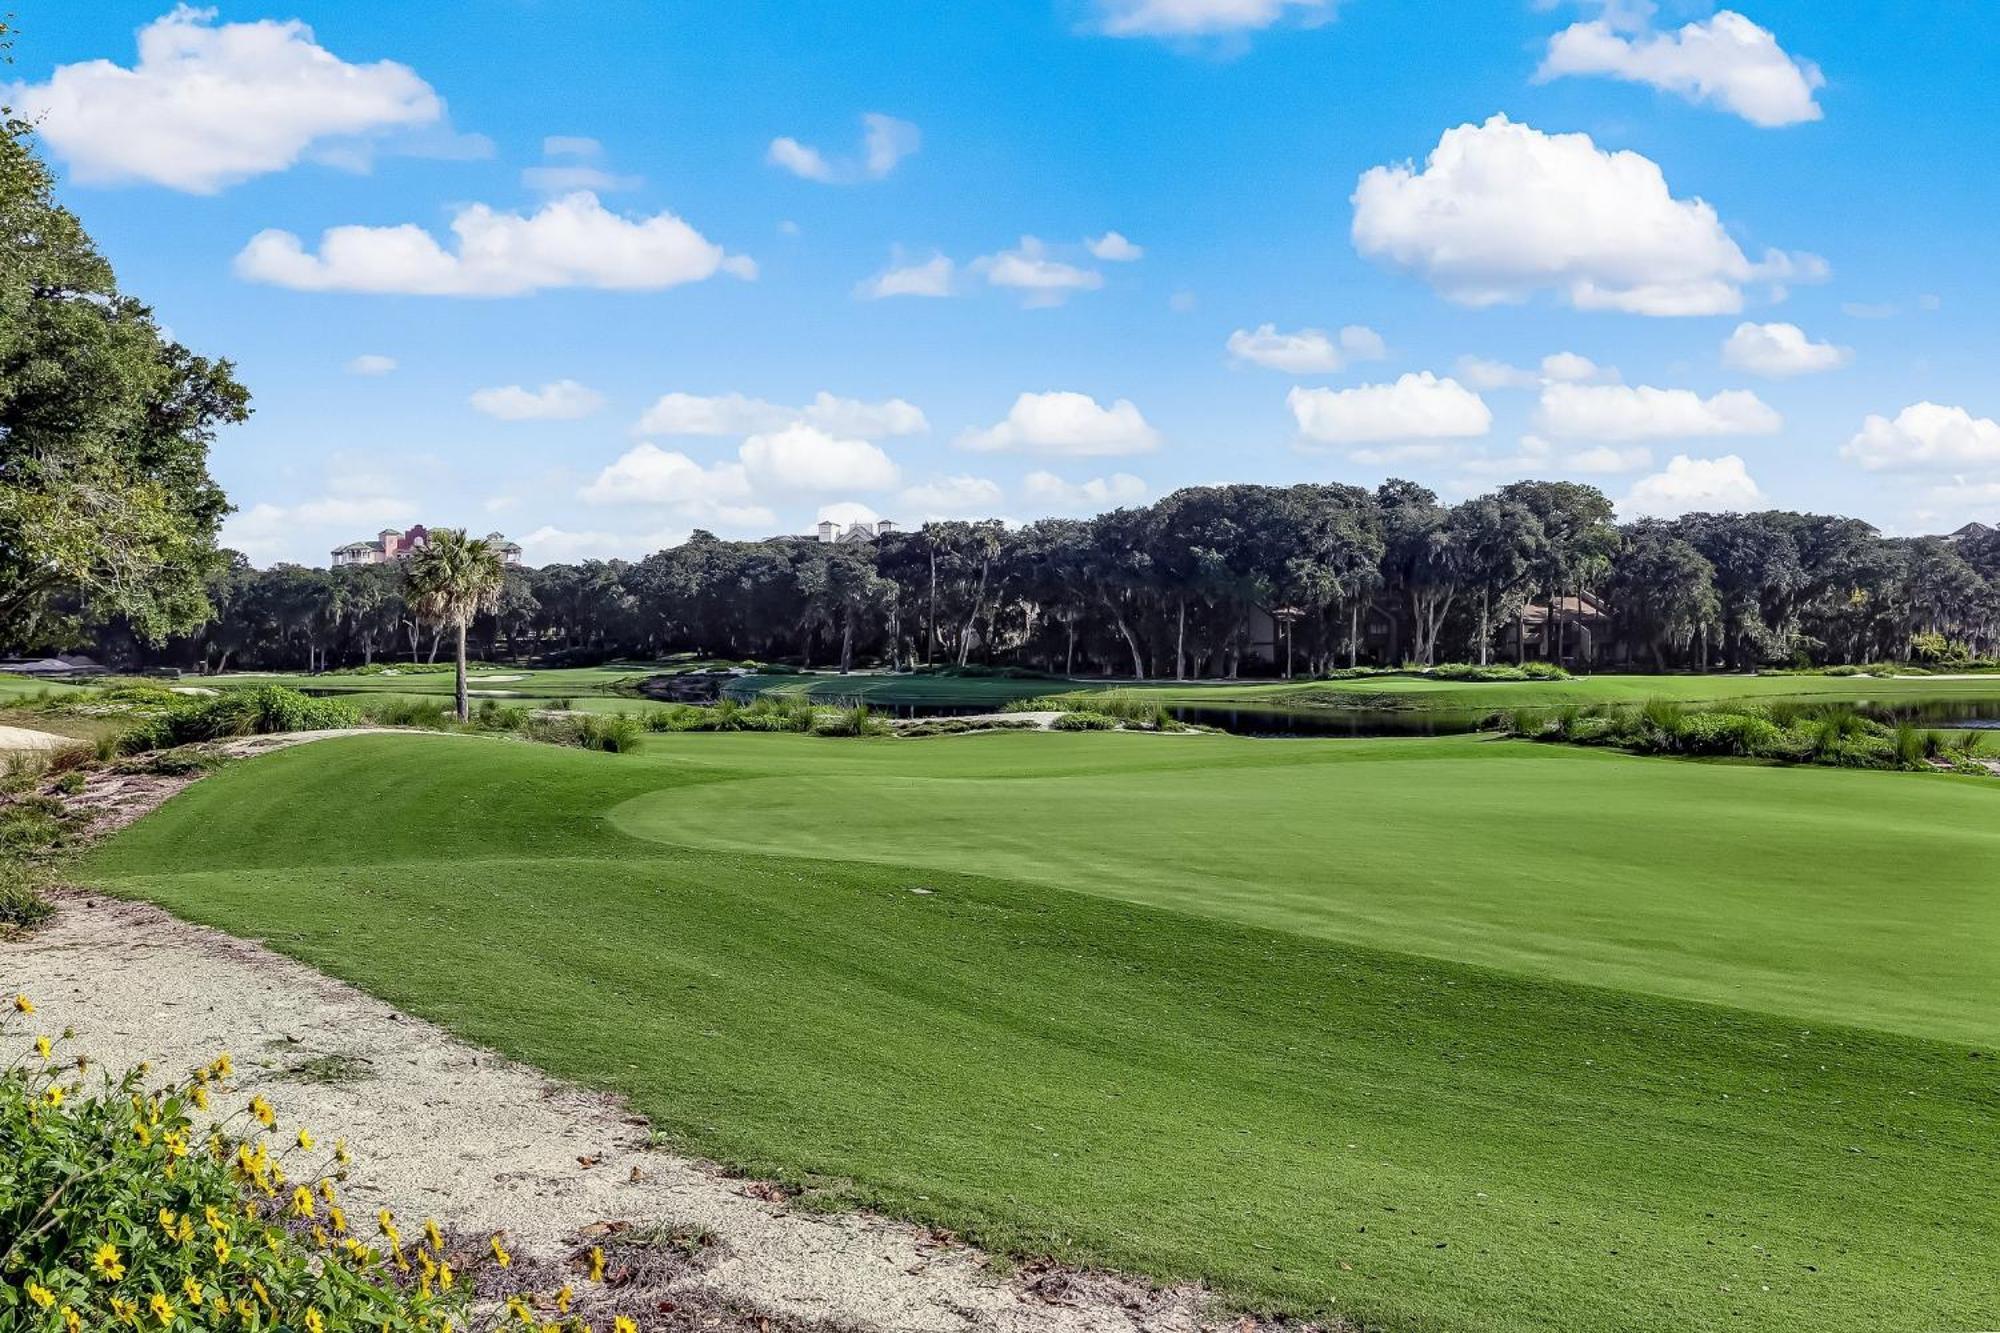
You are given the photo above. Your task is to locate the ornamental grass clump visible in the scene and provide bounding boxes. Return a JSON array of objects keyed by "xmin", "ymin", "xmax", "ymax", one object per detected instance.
[
  {"xmin": 121, "ymin": 687, "xmax": 358, "ymax": 754},
  {"xmin": 0, "ymin": 994, "xmax": 632, "ymax": 1331}
]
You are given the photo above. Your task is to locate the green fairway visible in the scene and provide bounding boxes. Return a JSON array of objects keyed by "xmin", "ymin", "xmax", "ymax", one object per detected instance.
[
  {"xmin": 85, "ymin": 733, "xmax": 2000, "ymax": 1333},
  {"xmin": 730, "ymin": 665, "xmax": 2000, "ymax": 715}
]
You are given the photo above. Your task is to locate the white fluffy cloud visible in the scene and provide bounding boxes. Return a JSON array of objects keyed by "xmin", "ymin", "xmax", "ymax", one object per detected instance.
[
  {"xmin": 1537, "ymin": 11, "xmax": 1823, "ymax": 128},
  {"xmin": 1288, "ymin": 373, "xmax": 1492, "ymax": 445},
  {"xmin": 1086, "ymin": 232, "xmax": 1145, "ymax": 261},
  {"xmin": 632, "ymin": 391, "xmax": 926, "ymax": 439},
  {"xmin": 1460, "ymin": 434, "xmax": 1649, "ymax": 477},
  {"xmin": 1227, "ymin": 323, "xmax": 1385, "ymax": 374},
  {"xmin": 898, "ymin": 475, "xmax": 1006, "ymax": 517},
  {"xmin": 469, "ymin": 379, "xmax": 605, "ymax": 421},
  {"xmin": 1454, "ymin": 352, "xmax": 1618, "ymax": 390},
  {"xmin": 344, "ymin": 354, "xmax": 396, "ymax": 376},
  {"xmin": 522, "ymin": 135, "xmax": 640, "ymax": 194},
  {"xmin": 1720, "ymin": 322, "xmax": 1851, "ymax": 377},
  {"xmin": 1842, "ymin": 403, "xmax": 2000, "ymax": 471},
  {"xmin": 767, "ymin": 112, "xmax": 919, "ymax": 183},
  {"xmin": 578, "ymin": 443, "xmax": 754, "ymax": 508},
  {"xmin": 517, "ymin": 525, "xmax": 699, "ymax": 563},
  {"xmin": 1094, "ymin": 0, "xmax": 1334, "ymax": 37},
  {"xmin": 855, "ymin": 253, "xmax": 956, "ymax": 299},
  {"xmin": 235, "ymin": 192, "xmax": 753, "ymax": 296},
  {"xmin": 960, "ymin": 392, "xmax": 1160, "ymax": 456},
  {"xmin": 1352, "ymin": 114, "xmax": 1819, "ymax": 316},
  {"xmin": 974, "ymin": 237, "xmax": 1104, "ymax": 306},
  {"xmin": 1022, "ymin": 471, "xmax": 1149, "ymax": 510},
  {"xmin": 740, "ymin": 424, "xmax": 901, "ymax": 493},
  {"xmin": 222, "ymin": 494, "xmax": 418, "ymax": 563},
  {"xmin": 1535, "ymin": 383, "xmax": 1781, "ymax": 440},
  {"xmin": 1621, "ymin": 454, "xmax": 1764, "ymax": 518},
  {"xmin": 7, "ymin": 5, "xmax": 482, "ymax": 193}
]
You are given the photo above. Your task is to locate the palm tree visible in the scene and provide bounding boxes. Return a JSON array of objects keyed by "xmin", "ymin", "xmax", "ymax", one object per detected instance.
[{"xmin": 404, "ymin": 529, "xmax": 506, "ymax": 721}]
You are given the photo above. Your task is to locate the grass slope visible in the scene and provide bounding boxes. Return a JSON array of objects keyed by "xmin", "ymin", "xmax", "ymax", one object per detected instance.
[{"xmin": 86, "ymin": 734, "xmax": 2000, "ymax": 1333}]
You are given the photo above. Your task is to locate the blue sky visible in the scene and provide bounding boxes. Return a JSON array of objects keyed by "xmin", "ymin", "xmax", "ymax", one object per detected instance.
[{"xmin": 15, "ymin": 1, "xmax": 2000, "ymax": 564}]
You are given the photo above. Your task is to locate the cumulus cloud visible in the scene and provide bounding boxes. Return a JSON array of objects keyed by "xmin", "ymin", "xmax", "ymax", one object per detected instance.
[
  {"xmin": 741, "ymin": 423, "xmax": 900, "ymax": 493},
  {"xmin": 767, "ymin": 112, "xmax": 919, "ymax": 183},
  {"xmin": 1086, "ymin": 232, "xmax": 1145, "ymax": 261},
  {"xmin": 1720, "ymin": 321, "xmax": 1851, "ymax": 377},
  {"xmin": 221, "ymin": 493, "xmax": 418, "ymax": 563},
  {"xmin": 1093, "ymin": 0, "xmax": 1335, "ymax": 37},
  {"xmin": 1620, "ymin": 454, "xmax": 1764, "ymax": 517},
  {"xmin": 6, "ymin": 5, "xmax": 485, "ymax": 193},
  {"xmin": 1352, "ymin": 114, "xmax": 1820, "ymax": 316},
  {"xmin": 1288, "ymin": 373, "xmax": 1492, "ymax": 445},
  {"xmin": 960, "ymin": 392, "xmax": 1160, "ymax": 456},
  {"xmin": 1021, "ymin": 471, "xmax": 1149, "ymax": 511},
  {"xmin": 898, "ymin": 475, "xmax": 1006, "ymax": 517},
  {"xmin": 973, "ymin": 237, "xmax": 1104, "ymax": 306},
  {"xmin": 578, "ymin": 443, "xmax": 753, "ymax": 506},
  {"xmin": 235, "ymin": 192, "xmax": 753, "ymax": 296},
  {"xmin": 1456, "ymin": 351, "xmax": 1618, "ymax": 390},
  {"xmin": 1842, "ymin": 403, "xmax": 2000, "ymax": 471},
  {"xmin": 1535, "ymin": 382, "xmax": 1781, "ymax": 440},
  {"xmin": 855, "ymin": 252, "xmax": 956, "ymax": 299},
  {"xmin": 1227, "ymin": 323, "xmax": 1385, "ymax": 374},
  {"xmin": 517, "ymin": 524, "xmax": 699, "ymax": 563},
  {"xmin": 632, "ymin": 391, "xmax": 926, "ymax": 439},
  {"xmin": 1460, "ymin": 434, "xmax": 1649, "ymax": 477},
  {"xmin": 344, "ymin": 353, "xmax": 396, "ymax": 375},
  {"xmin": 1537, "ymin": 10, "xmax": 1823, "ymax": 128},
  {"xmin": 522, "ymin": 134, "xmax": 641, "ymax": 193},
  {"xmin": 469, "ymin": 379, "xmax": 605, "ymax": 421}
]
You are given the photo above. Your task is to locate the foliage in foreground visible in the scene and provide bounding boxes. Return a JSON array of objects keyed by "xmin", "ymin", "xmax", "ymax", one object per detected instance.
[
  {"xmin": 117, "ymin": 687, "xmax": 359, "ymax": 754},
  {"xmin": 1499, "ymin": 697, "xmax": 1994, "ymax": 772},
  {"xmin": 0, "ymin": 997, "xmax": 640, "ymax": 1331}
]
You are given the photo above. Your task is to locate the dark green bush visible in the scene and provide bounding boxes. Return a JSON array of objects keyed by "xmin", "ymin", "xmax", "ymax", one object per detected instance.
[
  {"xmin": 1051, "ymin": 711, "xmax": 1117, "ymax": 731},
  {"xmin": 121, "ymin": 686, "xmax": 359, "ymax": 753}
]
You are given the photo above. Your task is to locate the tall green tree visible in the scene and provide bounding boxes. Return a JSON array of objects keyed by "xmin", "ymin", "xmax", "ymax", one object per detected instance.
[
  {"xmin": 405, "ymin": 530, "xmax": 506, "ymax": 720},
  {"xmin": 0, "ymin": 69, "xmax": 249, "ymax": 652}
]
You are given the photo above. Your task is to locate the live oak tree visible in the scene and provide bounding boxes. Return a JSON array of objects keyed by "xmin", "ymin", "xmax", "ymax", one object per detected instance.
[{"xmin": 0, "ymin": 73, "xmax": 249, "ymax": 653}]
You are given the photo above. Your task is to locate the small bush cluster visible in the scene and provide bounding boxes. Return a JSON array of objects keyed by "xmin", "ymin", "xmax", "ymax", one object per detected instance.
[
  {"xmin": 519, "ymin": 713, "xmax": 645, "ymax": 753},
  {"xmin": 639, "ymin": 695, "xmax": 884, "ymax": 737},
  {"xmin": 1313, "ymin": 661, "xmax": 1572, "ymax": 683},
  {"xmin": 896, "ymin": 716, "xmax": 1044, "ymax": 738},
  {"xmin": 0, "ymin": 757, "xmax": 97, "ymax": 934},
  {"xmin": 1497, "ymin": 698, "xmax": 1992, "ymax": 773},
  {"xmin": 1005, "ymin": 693, "xmax": 1187, "ymax": 731},
  {"xmin": 121, "ymin": 687, "xmax": 360, "ymax": 754},
  {"xmin": 0, "ymin": 998, "xmax": 644, "ymax": 1331}
]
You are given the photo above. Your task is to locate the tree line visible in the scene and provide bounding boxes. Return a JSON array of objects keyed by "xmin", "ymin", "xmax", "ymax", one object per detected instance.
[{"xmin": 91, "ymin": 480, "xmax": 2000, "ymax": 678}]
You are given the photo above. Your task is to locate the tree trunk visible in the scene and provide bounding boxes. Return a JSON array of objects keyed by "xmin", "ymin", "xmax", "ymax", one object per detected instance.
[
  {"xmin": 1111, "ymin": 608, "xmax": 1146, "ymax": 679},
  {"xmin": 1477, "ymin": 591, "xmax": 1490, "ymax": 667},
  {"xmin": 926, "ymin": 551, "xmax": 938, "ymax": 667},
  {"xmin": 1065, "ymin": 619, "xmax": 1076, "ymax": 676},
  {"xmin": 1348, "ymin": 603, "xmax": 1359, "ymax": 670},
  {"xmin": 454, "ymin": 622, "xmax": 469, "ymax": 721},
  {"xmin": 1176, "ymin": 598, "xmax": 1187, "ymax": 680},
  {"xmin": 840, "ymin": 613, "xmax": 855, "ymax": 674}
]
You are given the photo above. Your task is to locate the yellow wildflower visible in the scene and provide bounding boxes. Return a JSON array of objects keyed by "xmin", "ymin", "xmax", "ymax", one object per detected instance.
[
  {"xmin": 297, "ymin": 1126, "xmax": 316, "ymax": 1150},
  {"xmin": 43, "ymin": 1084, "xmax": 62, "ymax": 1107},
  {"xmin": 438, "ymin": 1261, "xmax": 455, "ymax": 1291},
  {"xmin": 249, "ymin": 1094, "xmax": 275, "ymax": 1128},
  {"xmin": 556, "ymin": 1283, "xmax": 574, "ymax": 1314},
  {"xmin": 330, "ymin": 1205, "xmax": 348, "ymax": 1234},
  {"xmin": 12, "ymin": 993, "xmax": 32, "ymax": 1014},
  {"xmin": 132, "ymin": 1120, "xmax": 151, "ymax": 1146},
  {"xmin": 505, "ymin": 1296, "xmax": 534, "ymax": 1326},
  {"xmin": 291, "ymin": 1184, "xmax": 316, "ymax": 1219},
  {"xmin": 489, "ymin": 1233, "xmax": 511, "ymax": 1268},
  {"xmin": 334, "ymin": 1137, "xmax": 351, "ymax": 1165},
  {"xmin": 91, "ymin": 1240, "xmax": 126, "ymax": 1280},
  {"xmin": 425, "ymin": 1217, "xmax": 444, "ymax": 1252},
  {"xmin": 215, "ymin": 1235, "xmax": 231, "ymax": 1264},
  {"xmin": 191, "ymin": 1085, "xmax": 209, "ymax": 1111},
  {"xmin": 110, "ymin": 1297, "xmax": 139, "ymax": 1321},
  {"xmin": 61, "ymin": 1307, "xmax": 82, "ymax": 1333},
  {"xmin": 25, "ymin": 1281, "xmax": 55, "ymax": 1310},
  {"xmin": 305, "ymin": 1309, "xmax": 326, "ymax": 1333},
  {"xmin": 148, "ymin": 1292, "xmax": 175, "ymax": 1325},
  {"xmin": 588, "ymin": 1245, "xmax": 606, "ymax": 1282},
  {"xmin": 251, "ymin": 1277, "xmax": 272, "ymax": 1309},
  {"xmin": 34, "ymin": 1035, "xmax": 51, "ymax": 1059},
  {"xmin": 177, "ymin": 1216, "xmax": 195, "ymax": 1243},
  {"xmin": 318, "ymin": 1178, "xmax": 337, "ymax": 1203},
  {"xmin": 182, "ymin": 1276, "xmax": 204, "ymax": 1307},
  {"xmin": 614, "ymin": 1318, "xmax": 640, "ymax": 1333}
]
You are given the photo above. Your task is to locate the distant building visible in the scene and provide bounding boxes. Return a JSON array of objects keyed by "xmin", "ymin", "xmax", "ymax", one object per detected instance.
[
  {"xmin": 332, "ymin": 525, "xmax": 523, "ymax": 567},
  {"xmin": 815, "ymin": 518, "xmax": 896, "ymax": 544},
  {"xmin": 1945, "ymin": 521, "xmax": 1993, "ymax": 543},
  {"xmin": 0, "ymin": 654, "xmax": 109, "ymax": 679}
]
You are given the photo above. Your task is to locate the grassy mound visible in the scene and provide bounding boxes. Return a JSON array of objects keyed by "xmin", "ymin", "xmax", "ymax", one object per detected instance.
[{"xmin": 83, "ymin": 733, "xmax": 2000, "ymax": 1333}]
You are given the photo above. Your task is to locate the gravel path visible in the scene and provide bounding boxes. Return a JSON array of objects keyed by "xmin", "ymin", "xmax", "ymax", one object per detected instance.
[{"xmin": 0, "ymin": 732, "xmax": 1242, "ymax": 1333}]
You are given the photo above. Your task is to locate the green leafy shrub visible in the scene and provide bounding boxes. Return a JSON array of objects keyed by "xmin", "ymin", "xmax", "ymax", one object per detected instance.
[
  {"xmin": 122, "ymin": 687, "xmax": 359, "ymax": 754},
  {"xmin": 0, "ymin": 880, "xmax": 53, "ymax": 932},
  {"xmin": 520, "ymin": 712, "xmax": 643, "ymax": 753},
  {"xmin": 1051, "ymin": 711, "xmax": 1117, "ymax": 731},
  {"xmin": 0, "ymin": 1002, "xmax": 633, "ymax": 1333},
  {"xmin": 808, "ymin": 703, "xmax": 889, "ymax": 738}
]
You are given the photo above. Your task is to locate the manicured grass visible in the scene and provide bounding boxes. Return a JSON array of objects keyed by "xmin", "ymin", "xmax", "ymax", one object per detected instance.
[
  {"xmin": 85, "ymin": 734, "xmax": 2000, "ymax": 1333},
  {"xmin": 729, "ymin": 667, "xmax": 2000, "ymax": 716}
]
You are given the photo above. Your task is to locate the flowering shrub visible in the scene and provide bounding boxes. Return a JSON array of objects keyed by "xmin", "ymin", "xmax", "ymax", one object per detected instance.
[{"xmin": 0, "ymin": 992, "xmax": 632, "ymax": 1331}]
